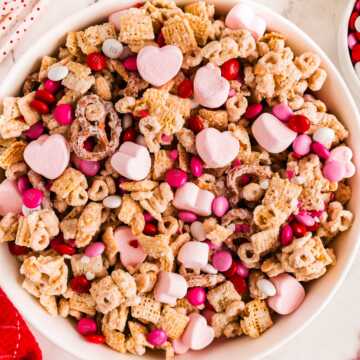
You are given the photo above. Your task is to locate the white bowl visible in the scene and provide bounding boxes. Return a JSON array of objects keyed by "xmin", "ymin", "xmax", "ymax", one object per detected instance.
[
  {"xmin": 0, "ymin": 1, "xmax": 360, "ymax": 359},
  {"xmin": 338, "ymin": 0, "xmax": 360, "ymax": 101}
]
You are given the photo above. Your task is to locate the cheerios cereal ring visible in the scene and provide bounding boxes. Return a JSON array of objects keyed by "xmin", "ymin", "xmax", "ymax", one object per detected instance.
[{"xmin": 70, "ymin": 94, "xmax": 122, "ymax": 161}]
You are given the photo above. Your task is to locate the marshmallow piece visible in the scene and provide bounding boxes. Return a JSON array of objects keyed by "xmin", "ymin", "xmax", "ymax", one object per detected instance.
[
  {"xmin": 0, "ymin": 179, "xmax": 23, "ymax": 216},
  {"xmin": 111, "ymin": 142, "xmax": 151, "ymax": 181},
  {"xmin": 137, "ymin": 45, "xmax": 183, "ymax": 87},
  {"xmin": 114, "ymin": 226, "xmax": 146, "ymax": 268},
  {"xmin": 190, "ymin": 221, "xmax": 206, "ymax": 241},
  {"xmin": 327, "ymin": 145, "xmax": 356, "ymax": 178},
  {"xmin": 178, "ymin": 241, "xmax": 209, "ymax": 270},
  {"xmin": 173, "ymin": 182, "xmax": 215, "ymax": 216},
  {"xmin": 173, "ymin": 339, "xmax": 190, "ymax": 355},
  {"xmin": 267, "ymin": 273, "xmax": 305, "ymax": 315},
  {"xmin": 24, "ymin": 134, "xmax": 70, "ymax": 180},
  {"xmin": 194, "ymin": 63, "xmax": 230, "ymax": 109},
  {"xmin": 225, "ymin": 3, "xmax": 266, "ymax": 39},
  {"xmin": 154, "ymin": 271, "xmax": 187, "ymax": 305},
  {"xmin": 181, "ymin": 313, "xmax": 215, "ymax": 350},
  {"xmin": 196, "ymin": 128, "xmax": 240, "ymax": 168},
  {"xmin": 252, "ymin": 113, "xmax": 297, "ymax": 153}
]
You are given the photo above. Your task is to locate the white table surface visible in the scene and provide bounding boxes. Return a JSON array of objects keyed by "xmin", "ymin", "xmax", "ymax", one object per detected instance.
[{"xmin": 1, "ymin": 0, "xmax": 360, "ymax": 359}]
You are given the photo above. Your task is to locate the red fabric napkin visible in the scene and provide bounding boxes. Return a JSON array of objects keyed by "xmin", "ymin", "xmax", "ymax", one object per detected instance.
[{"xmin": 0, "ymin": 288, "xmax": 42, "ymax": 360}]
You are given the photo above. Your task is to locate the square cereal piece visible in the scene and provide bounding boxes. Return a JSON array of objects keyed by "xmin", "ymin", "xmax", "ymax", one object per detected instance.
[
  {"xmin": 2, "ymin": 97, "xmax": 21, "ymax": 120},
  {"xmin": 185, "ymin": 13, "xmax": 211, "ymax": 46},
  {"xmin": 184, "ymin": 1, "xmax": 215, "ymax": 19},
  {"xmin": 199, "ymin": 108, "xmax": 228, "ymax": 130},
  {"xmin": 240, "ymin": 299, "xmax": 273, "ymax": 338},
  {"xmin": 153, "ymin": 150, "xmax": 175, "ymax": 180},
  {"xmin": 118, "ymin": 8, "xmax": 154, "ymax": 44},
  {"xmin": 250, "ymin": 228, "xmax": 280, "ymax": 256},
  {"xmin": 207, "ymin": 281, "xmax": 241, "ymax": 312},
  {"xmin": 38, "ymin": 56, "xmax": 57, "ymax": 81},
  {"xmin": 69, "ymin": 293, "xmax": 97, "ymax": 316},
  {"xmin": 162, "ymin": 16, "xmax": 198, "ymax": 53},
  {"xmin": 159, "ymin": 307, "xmax": 189, "ymax": 339},
  {"xmin": 131, "ymin": 296, "xmax": 161, "ymax": 324},
  {"xmin": 0, "ymin": 140, "xmax": 26, "ymax": 169},
  {"xmin": 65, "ymin": 32, "xmax": 81, "ymax": 56},
  {"xmin": 17, "ymin": 92, "xmax": 40, "ymax": 126}
]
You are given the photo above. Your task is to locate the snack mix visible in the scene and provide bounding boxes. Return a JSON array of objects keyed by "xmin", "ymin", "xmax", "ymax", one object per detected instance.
[
  {"xmin": 348, "ymin": 0, "xmax": 360, "ymax": 76},
  {"xmin": 0, "ymin": 1, "xmax": 356, "ymax": 358}
]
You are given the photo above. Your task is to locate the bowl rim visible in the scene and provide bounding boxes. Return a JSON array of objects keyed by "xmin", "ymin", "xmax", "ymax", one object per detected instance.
[
  {"xmin": 337, "ymin": 0, "xmax": 360, "ymax": 99},
  {"xmin": 1, "ymin": 1, "xmax": 360, "ymax": 359}
]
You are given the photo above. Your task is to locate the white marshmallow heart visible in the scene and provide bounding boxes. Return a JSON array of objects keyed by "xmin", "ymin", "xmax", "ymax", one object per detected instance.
[{"xmin": 111, "ymin": 142, "xmax": 151, "ymax": 181}]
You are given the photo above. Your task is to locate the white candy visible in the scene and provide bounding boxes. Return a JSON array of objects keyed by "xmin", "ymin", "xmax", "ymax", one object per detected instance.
[
  {"xmin": 355, "ymin": 16, "xmax": 360, "ymax": 32},
  {"xmin": 355, "ymin": 62, "xmax": 360, "ymax": 79},
  {"xmin": 85, "ymin": 272, "xmax": 95, "ymax": 281},
  {"xmin": 48, "ymin": 65, "xmax": 69, "ymax": 81},
  {"xmin": 122, "ymin": 114, "xmax": 133, "ymax": 129},
  {"xmin": 190, "ymin": 221, "xmax": 206, "ymax": 241},
  {"xmin": 313, "ymin": 127, "xmax": 335, "ymax": 148},
  {"xmin": 136, "ymin": 135, "xmax": 147, "ymax": 147},
  {"xmin": 260, "ymin": 179, "xmax": 269, "ymax": 190},
  {"xmin": 103, "ymin": 195, "xmax": 122, "ymax": 209},
  {"xmin": 102, "ymin": 38, "xmax": 124, "ymax": 59},
  {"xmin": 22, "ymin": 204, "xmax": 41, "ymax": 216},
  {"xmin": 257, "ymin": 279, "xmax": 276, "ymax": 297}
]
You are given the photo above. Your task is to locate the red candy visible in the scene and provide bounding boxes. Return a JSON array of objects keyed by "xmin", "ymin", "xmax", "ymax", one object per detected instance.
[
  {"xmin": 244, "ymin": 103, "xmax": 263, "ymax": 120},
  {"xmin": 291, "ymin": 222, "xmax": 307, "ymax": 237},
  {"xmin": 44, "ymin": 79, "xmax": 61, "ymax": 94},
  {"xmin": 187, "ymin": 115, "xmax": 204, "ymax": 133},
  {"xmin": 230, "ymin": 274, "xmax": 248, "ymax": 295},
  {"xmin": 84, "ymin": 334, "xmax": 105, "ymax": 344},
  {"xmin": 87, "ymin": 52, "xmax": 107, "ymax": 71},
  {"xmin": 50, "ymin": 237, "xmax": 76, "ymax": 255},
  {"xmin": 352, "ymin": 43, "xmax": 360, "ymax": 62},
  {"xmin": 177, "ymin": 79, "xmax": 193, "ymax": 98},
  {"xmin": 122, "ymin": 128, "xmax": 137, "ymax": 142},
  {"xmin": 143, "ymin": 223, "xmax": 158, "ymax": 236},
  {"xmin": 287, "ymin": 114, "xmax": 310, "ymax": 133},
  {"xmin": 24, "ymin": 121, "xmax": 45, "ymax": 140},
  {"xmin": 8, "ymin": 242, "xmax": 30, "ymax": 256},
  {"xmin": 349, "ymin": 11, "xmax": 359, "ymax": 31},
  {"xmin": 30, "ymin": 99, "xmax": 49, "ymax": 114},
  {"xmin": 35, "ymin": 89, "xmax": 56, "ymax": 104},
  {"xmin": 70, "ymin": 275, "xmax": 91, "ymax": 294},
  {"xmin": 221, "ymin": 58, "xmax": 240, "ymax": 80},
  {"xmin": 156, "ymin": 31, "xmax": 165, "ymax": 47}
]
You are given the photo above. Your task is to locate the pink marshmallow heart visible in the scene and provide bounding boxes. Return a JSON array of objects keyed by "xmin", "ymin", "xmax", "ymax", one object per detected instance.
[
  {"xmin": 196, "ymin": 128, "xmax": 240, "ymax": 168},
  {"xmin": 173, "ymin": 182, "xmax": 215, "ymax": 216},
  {"xmin": 24, "ymin": 134, "xmax": 70, "ymax": 180},
  {"xmin": 327, "ymin": 145, "xmax": 356, "ymax": 178},
  {"xmin": 194, "ymin": 63, "xmax": 230, "ymax": 109},
  {"xmin": 172, "ymin": 339, "xmax": 190, "ymax": 355},
  {"xmin": 252, "ymin": 113, "xmax": 297, "ymax": 153},
  {"xmin": 111, "ymin": 142, "xmax": 151, "ymax": 181},
  {"xmin": 108, "ymin": 9, "xmax": 128, "ymax": 30},
  {"xmin": 0, "ymin": 179, "xmax": 23, "ymax": 216},
  {"xmin": 154, "ymin": 271, "xmax": 188, "ymax": 306},
  {"xmin": 114, "ymin": 226, "xmax": 147, "ymax": 268},
  {"xmin": 267, "ymin": 273, "xmax": 305, "ymax": 315},
  {"xmin": 181, "ymin": 313, "xmax": 215, "ymax": 350},
  {"xmin": 137, "ymin": 45, "xmax": 183, "ymax": 87},
  {"xmin": 225, "ymin": 3, "xmax": 266, "ymax": 40},
  {"xmin": 177, "ymin": 241, "xmax": 209, "ymax": 270}
]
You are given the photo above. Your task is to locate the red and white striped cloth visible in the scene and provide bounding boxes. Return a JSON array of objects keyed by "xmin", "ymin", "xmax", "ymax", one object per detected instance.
[
  {"xmin": 0, "ymin": 288, "xmax": 42, "ymax": 359},
  {"xmin": 0, "ymin": 0, "xmax": 49, "ymax": 63}
]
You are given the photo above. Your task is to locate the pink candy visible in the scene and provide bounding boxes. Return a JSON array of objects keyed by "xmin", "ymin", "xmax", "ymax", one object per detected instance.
[
  {"xmin": 24, "ymin": 122, "xmax": 45, "ymax": 140},
  {"xmin": 272, "ymin": 103, "xmax": 293, "ymax": 122},
  {"xmin": 212, "ymin": 250, "xmax": 232, "ymax": 272},
  {"xmin": 236, "ymin": 262, "xmax": 249, "ymax": 278},
  {"xmin": 178, "ymin": 211, "xmax": 197, "ymax": 223},
  {"xmin": 22, "ymin": 188, "xmax": 43, "ymax": 209},
  {"xmin": 44, "ymin": 79, "xmax": 61, "ymax": 94},
  {"xmin": 76, "ymin": 318, "xmax": 97, "ymax": 336},
  {"xmin": 244, "ymin": 103, "xmax": 263, "ymax": 120},
  {"xmin": 187, "ymin": 287, "xmax": 206, "ymax": 306},
  {"xmin": 168, "ymin": 149, "xmax": 178, "ymax": 161},
  {"xmin": 53, "ymin": 104, "xmax": 74, "ymax": 125},
  {"xmin": 292, "ymin": 134, "xmax": 311, "ymax": 156},
  {"xmin": 84, "ymin": 242, "xmax": 105, "ymax": 257},
  {"xmin": 311, "ymin": 141, "xmax": 330, "ymax": 160},
  {"xmin": 147, "ymin": 329, "xmax": 168, "ymax": 347},
  {"xmin": 295, "ymin": 212, "xmax": 315, "ymax": 227},
  {"xmin": 77, "ymin": 159, "xmax": 100, "ymax": 177},
  {"xmin": 190, "ymin": 156, "xmax": 203, "ymax": 177},
  {"xmin": 123, "ymin": 56, "xmax": 138, "ymax": 72},
  {"xmin": 165, "ymin": 168, "xmax": 188, "ymax": 188},
  {"xmin": 17, "ymin": 176, "xmax": 31, "ymax": 194},
  {"xmin": 280, "ymin": 224, "xmax": 293, "ymax": 246},
  {"xmin": 144, "ymin": 212, "xmax": 154, "ymax": 223},
  {"xmin": 211, "ymin": 196, "xmax": 229, "ymax": 217},
  {"xmin": 348, "ymin": 33, "xmax": 357, "ymax": 49}
]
